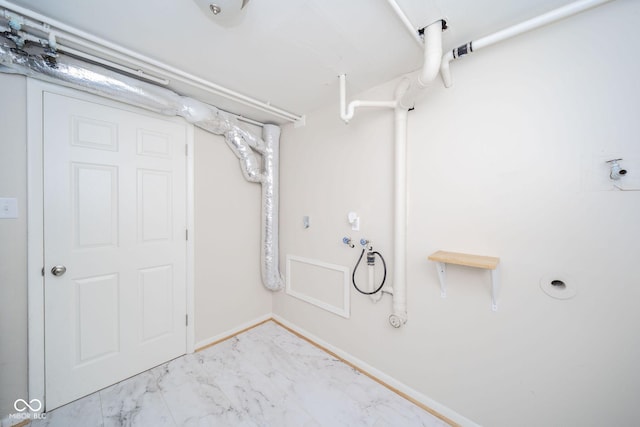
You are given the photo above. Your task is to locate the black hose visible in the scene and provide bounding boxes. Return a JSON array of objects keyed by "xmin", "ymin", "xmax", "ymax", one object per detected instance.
[{"xmin": 352, "ymin": 249, "xmax": 387, "ymax": 295}]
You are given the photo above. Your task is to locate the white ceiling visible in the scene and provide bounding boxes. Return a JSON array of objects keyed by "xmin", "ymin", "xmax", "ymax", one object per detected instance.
[{"xmin": 8, "ymin": 0, "xmax": 579, "ymax": 124}]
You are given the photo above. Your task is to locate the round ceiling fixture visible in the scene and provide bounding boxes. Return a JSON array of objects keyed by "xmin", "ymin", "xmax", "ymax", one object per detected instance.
[{"xmin": 193, "ymin": 0, "xmax": 251, "ymax": 27}]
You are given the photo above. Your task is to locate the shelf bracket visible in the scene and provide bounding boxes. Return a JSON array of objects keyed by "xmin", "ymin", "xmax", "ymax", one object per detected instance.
[{"xmin": 428, "ymin": 250, "xmax": 501, "ymax": 311}]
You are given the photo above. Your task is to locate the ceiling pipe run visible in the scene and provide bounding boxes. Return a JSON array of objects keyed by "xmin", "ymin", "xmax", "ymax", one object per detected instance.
[
  {"xmin": 0, "ymin": 0, "xmax": 303, "ymax": 124},
  {"xmin": 440, "ymin": 0, "xmax": 615, "ymax": 87},
  {"xmin": 383, "ymin": 0, "xmax": 424, "ymax": 48}
]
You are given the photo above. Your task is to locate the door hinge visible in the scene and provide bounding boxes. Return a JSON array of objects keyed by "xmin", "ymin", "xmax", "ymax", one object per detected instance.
[
  {"xmin": 186, "ymin": 314, "xmax": 189, "ymax": 326},
  {"xmin": 41, "ymin": 267, "xmax": 44, "ymax": 277},
  {"xmin": 186, "ymin": 229, "xmax": 188, "ymax": 240}
]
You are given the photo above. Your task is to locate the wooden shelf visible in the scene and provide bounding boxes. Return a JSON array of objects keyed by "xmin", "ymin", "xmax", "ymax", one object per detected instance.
[
  {"xmin": 427, "ymin": 250, "xmax": 501, "ymax": 311},
  {"xmin": 428, "ymin": 250, "xmax": 499, "ymax": 270}
]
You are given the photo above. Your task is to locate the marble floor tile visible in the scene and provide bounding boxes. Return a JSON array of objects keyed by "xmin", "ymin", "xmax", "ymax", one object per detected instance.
[
  {"xmin": 100, "ymin": 371, "xmax": 175, "ymax": 427},
  {"xmin": 30, "ymin": 320, "xmax": 451, "ymax": 427},
  {"xmin": 196, "ymin": 337, "xmax": 318, "ymax": 427},
  {"xmin": 29, "ymin": 391, "xmax": 103, "ymax": 427},
  {"xmin": 243, "ymin": 323, "xmax": 447, "ymax": 427},
  {"xmin": 151, "ymin": 353, "xmax": 256, "ymax": 427}
]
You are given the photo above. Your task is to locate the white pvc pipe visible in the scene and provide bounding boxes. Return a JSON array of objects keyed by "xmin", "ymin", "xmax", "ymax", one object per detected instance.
[
  {"xmin": 387, "ymin": 20, "xmax": 443, "ymax": 326},
  {"xmin": 440, "ymin": 50, "xmax": 455, "ymax": 88},
  {"xmin": 389, "ymin": 106, "xmax": 409, "ymax": 328},
  {"xmin": 57, "ymin": 44, "xmax": 170, "ymax": 86},
  {"xmin": 397, "ymin": 20, "xmax": 443, "ymax": 109},
  {"xmin": 475, "ymin": 0, "xmax": 613, "ymax": 50},
  {"xmin": 369, "ymin": 267, "xmax": 383, "ymax": 303},
  {"xmin": 368, "ymin": 263, "xmax": 375, "ymax": 293},
  {"xmin": 418, "ymin": 21, "xmax": 444, "ymax": 86},
  {"xmin": 440, "ymin": 0, "xmax": 614, "ymax": 88},
  {"xmin": 0, "ymin": 23, "xmax": 168, "ymax": 87},
  {"xmin": 0, "ymin": 1, "xmax": 303, "ymax": 123},
  {"xmin": 384, "ymin": 0, "xmax": 424, "ymax": 48},
  {"xmin": 339, "ymin": 74, "xmax": 396, "ymax": 124},
  {"xmin": 337, "ymin": 19, "xmax": 444, "ymax": 327}
]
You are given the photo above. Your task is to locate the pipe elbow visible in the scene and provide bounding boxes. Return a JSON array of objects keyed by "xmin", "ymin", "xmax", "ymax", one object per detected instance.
[
  {"xmin": 341, "ymin": 101, "xmax": 357, "ymax": 123},
  {"xmin": 417, "ymin": 20, "xmax": 444, "ymax": 87},
  {"xmin": 394, "ymin": 77, "xmax": 413, "ymax": 110},
  {"xmin": 347, "ymin": 101, "xmax": 359, "ymax": 118},
  {"xmin": 417, "ymin": 59, "xmax": 441, "ymax": 87},
  {"xmin": 396, "ymin": 95, "xmax": 414, "ymax": 112},
  {"xmin": 440, "ymin": 51, "xmax": 453, "ymax": 88}
]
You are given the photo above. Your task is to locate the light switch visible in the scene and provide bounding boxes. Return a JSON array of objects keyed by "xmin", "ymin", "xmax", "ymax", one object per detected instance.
[{"xmin": 0, "ymin": 198, "xmax": 18, "ymax": 219}]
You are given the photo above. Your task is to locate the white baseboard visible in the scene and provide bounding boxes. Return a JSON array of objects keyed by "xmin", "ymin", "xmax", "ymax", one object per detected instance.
[
  {"xmin": 271, "ymin": 314, "xmax": 480, "ymax": 427},
  {"xmin": 194, "ymin": 313, "xmax": 272, "ymax": 351}
]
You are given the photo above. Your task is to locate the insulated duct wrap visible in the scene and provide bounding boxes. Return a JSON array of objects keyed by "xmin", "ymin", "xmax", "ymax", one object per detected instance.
[
  {"xmin": 261, "ymin": 125, "xmax": 283, "ymax": 290},
  {"xmin": 0, "ymin": 35, "xmax": 283, "ymax": 291}
]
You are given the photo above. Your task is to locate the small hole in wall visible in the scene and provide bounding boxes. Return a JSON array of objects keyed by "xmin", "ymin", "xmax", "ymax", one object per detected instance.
[{"xmin": 540, "ymin": 276, "xmax": 576, "ymax": 300}]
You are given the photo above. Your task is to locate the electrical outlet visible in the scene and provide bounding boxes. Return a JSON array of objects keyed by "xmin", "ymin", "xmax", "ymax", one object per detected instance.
[{"xmin": 0, "ymin": 198, "xmax": 18, "ymax": 219}]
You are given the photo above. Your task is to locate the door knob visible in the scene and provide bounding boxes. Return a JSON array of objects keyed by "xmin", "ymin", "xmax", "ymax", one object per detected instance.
[{"xmin": 51, "ymin": 265, "xmax": 67, "ymax": 276}]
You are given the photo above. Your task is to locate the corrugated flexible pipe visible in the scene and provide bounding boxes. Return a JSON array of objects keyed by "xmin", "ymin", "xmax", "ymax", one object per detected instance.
[{"xmin": 0, "ymin": 37, "xmax": 284, "ymax": 291}]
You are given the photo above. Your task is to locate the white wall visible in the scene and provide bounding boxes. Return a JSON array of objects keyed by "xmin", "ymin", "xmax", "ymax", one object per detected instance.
[
  {"xmin": 274, "ymin": 1, "xmax": 640, "ymax": 426},
  {"xmin": 0, "ymin": 74, "xmax": 28, "ymax": 422},
  {"xmin": 193, "ymin": 127, "xmax": 272, "ymax": 344}
]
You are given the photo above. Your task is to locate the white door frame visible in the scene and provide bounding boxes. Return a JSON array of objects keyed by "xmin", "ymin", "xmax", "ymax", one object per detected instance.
[{"xmin": 26, "ymin": 79, "xmax": 196, "ymax": 410}]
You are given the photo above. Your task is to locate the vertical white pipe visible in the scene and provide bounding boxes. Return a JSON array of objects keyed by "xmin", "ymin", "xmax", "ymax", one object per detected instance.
[
  {"xmin": 337, "ymin": 18, "xmax": 443, "ymax": 327},
  {"xmin": 390, "ymin": 107, "xmax": 408, "ymax": 327},
  {"xmin": 339, "ymin": 74, "xmax": 348, "ymax": 123}
]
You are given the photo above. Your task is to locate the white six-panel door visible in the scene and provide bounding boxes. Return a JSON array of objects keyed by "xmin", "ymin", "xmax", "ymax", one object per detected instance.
[{"xmin": 43, "ymin": 91, "xmax": 188, "ymax": 409}]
